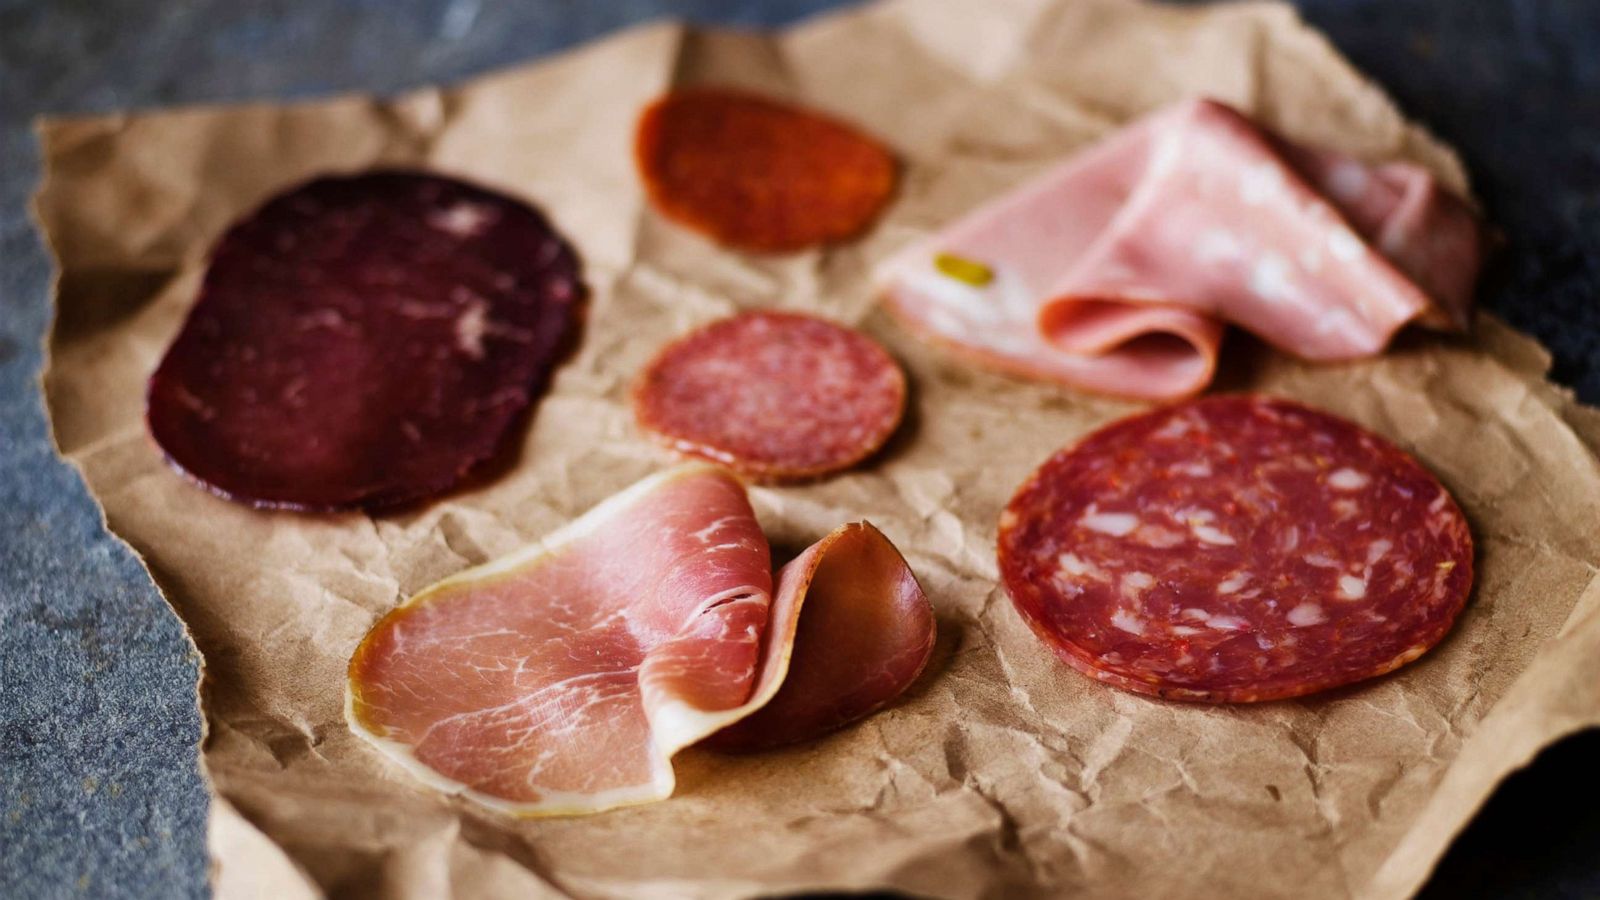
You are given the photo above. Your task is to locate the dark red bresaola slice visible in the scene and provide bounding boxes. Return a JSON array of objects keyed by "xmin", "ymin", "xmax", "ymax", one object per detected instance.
[
  {"xmin": 147, "ymin": 171, "xmax": 584, "ymax": 510},
  {"xmin": 997, "ymin": 395, "xmax": 1474, "ymax": 703}
]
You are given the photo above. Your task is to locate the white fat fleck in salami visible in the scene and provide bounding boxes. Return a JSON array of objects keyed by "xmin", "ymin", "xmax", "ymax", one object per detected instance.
[
  {"xmin": 1337, "ymin": 575, "xmax": 1368, "ymax": 600},
  {"xmin": 1304, "ymin": 552, "xmax": 1342, "ymax": 568},
  {"xmin": 1134, "ymin": 524, "xmax": 1188, "ymax": 548},
  {"xmin": 1081, "ymin": 508, "xmax": 1140, "ymax": 536},
  {"xmin": 1327, "ymin": 467, "xmax": 1370, "ymax": 490},
  {"xmin": 1056, "ymin": 552, "xmax": 1108, "ymax": 582},
  {"xmin": 998, "ymin": 395, "xmax": 1474, "ymax": 703},
  {"xmin": 1287, "ymin": 603, "xmax": 1328, "ymax": 626},
  {"xmin": 1278, "ymin": 525, "xmax": 1301, "ymax": 552},
  {"xmin": 1191, "ymin": 522, "xmax": 1237, "ymax": 546},
  {"xmin": 1110, "ymin": 609, "xmax": 1146, "ymax": 635},
  {"xmin": 1121, "ymin": 571, "xmax": 1156, "ymax": 600},
  {"xmin": 1206, "ymin": 614, "xmax": 1250, "ymax": 632},
  {"xmin": 1367, "ymin": 539, "xmax": 1394, "ymax": 565}
]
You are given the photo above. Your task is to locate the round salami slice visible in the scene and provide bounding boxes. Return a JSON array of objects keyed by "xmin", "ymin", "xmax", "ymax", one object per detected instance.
[
  {"xmin": 147, "ymin": 171, "xmax": 584, "ymax": 511},
  {"xmin": 998, "ymin": 395, "xmax": 1473, "ymax": 703},
  {"xmin": 634, "ymin": 88, "xmax": 898, "ymax": 253},
  {"xmin": 633, "ymin": 311, "xmax": 906, "ymax": 483}
]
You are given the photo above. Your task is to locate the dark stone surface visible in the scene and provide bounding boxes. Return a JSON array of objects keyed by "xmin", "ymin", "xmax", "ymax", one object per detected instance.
[{"xmin": 0, "ymin": 1, "xmax": 1594, "ymax": 898}]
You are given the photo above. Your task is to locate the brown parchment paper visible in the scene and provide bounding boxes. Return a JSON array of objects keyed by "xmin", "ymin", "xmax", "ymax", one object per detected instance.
[{"xmin": 34, "ymin": 0, "xmax": 1600, "ymax": 897}]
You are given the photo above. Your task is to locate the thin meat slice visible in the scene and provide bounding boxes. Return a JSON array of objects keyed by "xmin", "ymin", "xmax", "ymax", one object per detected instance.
[
  {"xmin": 997, "ymin": 395, "xmax": 1473, "ymax": 702},
  {"xmin": 878, "ymin": 99, "xmax": 1486, "ymax": 399},
  {"xmin": 1042, "ymin": 100, "xmax": 1473, "ymax": 358},
  {"xmin": 147, "ymin": 171, "xmax": 583, "ymax": 510},
  {"xmin": 346, "ymin": 465, "xmax": 934, "ymax": 816},
  {"xmin": 1280, "ymin": 145, "xmax": 1482, "ymax": 331},
  {"xmin": 881, "ymin": 110, "xmax": 1226, "ymax": 400},
  {"xmin": 635, "ymin": 88, "xmax": 898, "ymax": 252},
  {"xmin": 633, "ymin": 311, "xmax": 906, "ymax": 482},
  {"xmin": 707, "ymin": 522, "xmax": 935, "ymax": 752}
]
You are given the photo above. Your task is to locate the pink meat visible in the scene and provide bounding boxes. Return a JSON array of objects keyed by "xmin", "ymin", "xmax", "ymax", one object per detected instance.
[
  {"xmin": 878, "ymin": 99, "xmax": 1485, "ymax": 399},
  {"xmin": 346, "ymin": 466, "xmax": 934, "ymax": 816}
]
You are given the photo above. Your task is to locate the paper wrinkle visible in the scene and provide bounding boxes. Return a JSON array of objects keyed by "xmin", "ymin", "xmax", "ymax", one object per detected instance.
[{"xmin": 32, "ymin": 0, "xmax": 1600, "ymax": 897}]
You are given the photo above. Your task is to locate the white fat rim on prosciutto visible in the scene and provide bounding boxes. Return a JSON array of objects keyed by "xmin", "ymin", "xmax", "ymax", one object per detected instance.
[{"xmin": 344, "ymin": 466, "xmax": 809, "ymax": 817}]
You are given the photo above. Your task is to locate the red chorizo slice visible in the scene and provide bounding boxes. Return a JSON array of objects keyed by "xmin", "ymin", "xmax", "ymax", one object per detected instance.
[
  {"xmin": 997, "ymin": 395, "xmax": 1473, "ymax": 703},
  {"xmin": 635, "ymin": 88, "xmax": 898, "ymax": 253},
  {"xmin": 632, "ymin": 311, "xmax": 906, "ymax": 483},
  {"xmin": 147, "ymin": 171, "xmax": 584, "ymax": 511}
]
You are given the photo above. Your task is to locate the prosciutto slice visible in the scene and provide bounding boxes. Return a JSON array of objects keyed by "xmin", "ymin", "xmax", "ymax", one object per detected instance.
[
  {"xmin": 878, "ymin": 98, "xmax": 1486, "ymax": 399},
  {"xmin": 346, "ymin": 465, "xmax": 934, "ymax": 816}
]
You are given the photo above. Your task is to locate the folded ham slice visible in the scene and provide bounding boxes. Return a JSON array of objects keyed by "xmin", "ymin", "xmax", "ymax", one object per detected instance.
[
  {"xmin": 346, "ymin": 465, "xmax": 934, "ymax": 816},
  {"xmin": 878, "ymin": 98, "xmax": 1485, "ymax": 399}
]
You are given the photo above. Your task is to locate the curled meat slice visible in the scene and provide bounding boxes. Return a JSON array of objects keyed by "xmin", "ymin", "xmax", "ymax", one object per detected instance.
[
  {"xmin": 878, "ymin": 99, "xmax": 1486, "ymax": 400},
  {"xmin": 346, "ymin": 465, "xmax": 934, "ymax": 816},
  {"xmin": 707, "ymin": 521, "xmax": 934, "ymax": 752}
]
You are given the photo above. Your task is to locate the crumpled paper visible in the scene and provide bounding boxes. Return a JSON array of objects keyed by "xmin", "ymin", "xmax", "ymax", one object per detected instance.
[{"xmin": 33, "ymin": 0, "xmax": 1600, "ymax": 897}]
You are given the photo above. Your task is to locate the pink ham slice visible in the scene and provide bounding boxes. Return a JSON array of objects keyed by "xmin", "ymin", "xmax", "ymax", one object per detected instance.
[
  {"xmin": 346, "ymin": 465, "xmax": 934, "ymax": 816},
  {"xmin": 878, "ymin": 98, "xmax": 1485, "ymax": 399}
]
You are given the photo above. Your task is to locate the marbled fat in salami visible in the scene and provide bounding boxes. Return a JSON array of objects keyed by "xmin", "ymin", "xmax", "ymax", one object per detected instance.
[
  {"xmin": 632, "ymin": 312, "xmax": 905, "ymax": 483},
  {"xmin": 998, "ymin": 395, "xmax": 1473, "ymax": 702},
  {"xmin": 147, "ymin": 171, "xmax": 584, "ymax": 510}
]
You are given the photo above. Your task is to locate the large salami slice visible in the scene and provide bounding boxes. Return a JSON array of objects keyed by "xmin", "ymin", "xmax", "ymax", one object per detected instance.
[
  {"xmin": 147, "ymin": 171, "xmax": 584, "ymax": 510},
  {"xmin": 632, "ymin": 311, "xmax": 905, "ymax": 483},
  {"xmin": 998, "ymin": 395, "xmax": 1473, "ymax": 702}
]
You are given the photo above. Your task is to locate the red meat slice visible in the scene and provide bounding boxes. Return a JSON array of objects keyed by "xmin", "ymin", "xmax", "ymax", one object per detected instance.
[
  {"xmin": 635, "ymin": 88, "xmax": 898, "ymax": 253},
  {"xmin": 633, "ymin": 311, "xmax": 906, "ymax": 483},
  {"xmin": 346, "ymin": 465, "xmax": 934, "ymax": 816},
  {"xmin": 706, "ymin": 521, "xmax": 935, "ymax": 753},
  {"xmin": 997, "ymin": 395, "xmax": 1473, "ymax": 702},
  {"xmin": 147, "ymin": 171, "xmax": 584, "ymax": 510}
]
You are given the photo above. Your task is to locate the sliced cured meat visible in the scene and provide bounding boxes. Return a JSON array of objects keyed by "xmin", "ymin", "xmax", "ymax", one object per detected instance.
[
  {"xmin": 877, "ymin": 98, "xmax": 1486, "ymax": 400},
  {"xmin": 997, "ymin": 395, "xmax": 1473, "ymax": 702},
  {"xmin": 706, "ymin": 521, "xmax": 935, "ymax": 753},
  {"xmin": 1279, "ymin": 144, "xmax": 1482, "ymax": 332},
  {"xmin": 635, "ymin": 88, "xmax": 898, "ymax": 252},
  {"xmin": 632, "ymin": 311, "xmax": 906, "ymax": 482},
  {"xmin": 346, "ymin": 465, "xmax": 934, "ymax": 816},
  {"xmin": 147, "ymin": 171, "xmax": 583, "ymax": 510}
]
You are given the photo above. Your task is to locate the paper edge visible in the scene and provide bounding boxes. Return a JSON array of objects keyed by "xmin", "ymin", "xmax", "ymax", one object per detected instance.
[
  {"xmin": 1367, "ymin": 584, "xmax": 1600, "ymax": 899},
  {"xmin": 27, "ymin": 117, "xmax": 310, "ymax": 900}
]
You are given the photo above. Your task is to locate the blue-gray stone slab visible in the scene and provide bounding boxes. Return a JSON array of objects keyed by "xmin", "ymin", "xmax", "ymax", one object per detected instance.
[{"xmin": 1, "ymin": 1, "xmax": 1595, "ymax": 898}]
